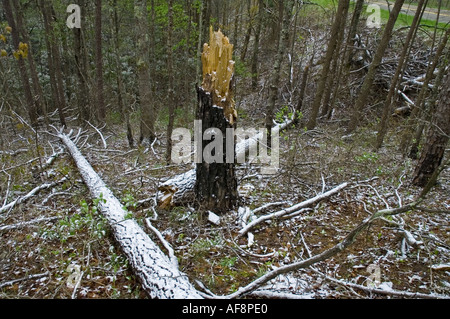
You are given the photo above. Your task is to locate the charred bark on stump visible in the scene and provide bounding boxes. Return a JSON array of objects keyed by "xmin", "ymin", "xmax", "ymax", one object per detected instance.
[{"xmin": 195, "ymin": 87, "xmax": 238, "ymax": 213}]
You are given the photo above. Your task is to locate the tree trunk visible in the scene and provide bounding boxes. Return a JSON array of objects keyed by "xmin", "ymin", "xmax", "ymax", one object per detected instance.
[
  {"xmin": 195, "ymin": 28, "xmax": 238, "ymax": 213},
  {"xmin": 2, "ymin": 0, "xmax": 38, "ymax": 128},
  {"xmin": 39, "ymin": 0, "xmax": 66, "ymax": 127},
  {"xmin": 240, "ymin": 0, "xmax": 253, "ymax": 62},
  {"xmin": 306, "ymin": 0, "xmax": 349, "ymax": 130},
  {"xmin": 345, "ymin": 0, "xmax": 365, "ymax": 67},
  {"xmin": 136, "ymin": 0, "xmax": 156, "ymax": 144},
  {"xmin": 166, "ymin": 0, "xmax": 176, "ymax": 163},
  {"xmin": 374, "ymin": 0, "xmax": 425, "ymax": 150},
  {"xmin": 112, "ymin": 0, "xmax": 133, "ymax": 148},
  {"xmin": 251, "ymin": 0, "xmax": 264, "ymax": 90},
  {"xmin": 73, "ymin": 0, "xmax": 90, "ymax": 123},
  {"xmin": 95, "ymin": 0, "xmax": 106, "ymax": 123},
  {"xmin": 13, "ymin": 0, "xmax": 46, "ymax": 123},
  {"xmin": 412, "ymin": 74, "xmax": 450, "ymax": 187},
  {"xmin": 265, "ymin": 0, "xmax": 292, "ymax": 143},
  {"xmin": 400, "ymin": 27, "xmax": 450, "ymax": 157},
  {"xmin": 347, "ymin": 0, "xmax": 405, "ymax": 133}
]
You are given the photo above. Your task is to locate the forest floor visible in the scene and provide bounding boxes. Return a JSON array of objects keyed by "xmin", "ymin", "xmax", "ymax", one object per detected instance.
[{"xmin": 0, "ymin": 105, "xmax": 448, "ymax": 299}]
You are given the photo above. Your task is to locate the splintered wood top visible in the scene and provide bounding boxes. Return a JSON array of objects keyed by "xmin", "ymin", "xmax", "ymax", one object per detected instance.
[{"xmin": 201, "ymin": 26, "xmax": 237, "ymax": 125}]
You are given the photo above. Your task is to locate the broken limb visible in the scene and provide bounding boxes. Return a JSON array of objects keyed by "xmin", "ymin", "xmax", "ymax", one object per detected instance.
[
  {"xmin": 57, "ymin": 129, "xmax": 203, "ymax": 299},
  {"xmin": 322, "ymin": 273, "xmax": 448, "ymax": 299},
  {"xmin": 220, "ymin": 201, "xmax": 423, "ymax": 299},
  {"xmin": 0, "ymin": 177, "xmax": 67, "ymax": 214},
  {"xmin": 238, "ymin": 182, "xmax": 349, "ymax": 237},
  {"xmin": 0, "ymin": 216, "xmax": 59, "ymax": 232},
  {"xmin": 145, "ymin": 218, "xmax": 178, "ymax": 268},
  {"xmin": 0, "ymin": 272, "xmax": 50, "ymax": 289}
]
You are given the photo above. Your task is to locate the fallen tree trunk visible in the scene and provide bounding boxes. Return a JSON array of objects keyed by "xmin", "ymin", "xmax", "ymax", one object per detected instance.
[{"xmin": 57, "ymin": 130, "xmax": 203, "ymax": 299}]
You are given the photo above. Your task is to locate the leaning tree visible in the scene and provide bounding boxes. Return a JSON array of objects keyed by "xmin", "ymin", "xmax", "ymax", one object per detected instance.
[{"xmin": 412, "ymin": 73, "xmax": 450, "ymax": 188}]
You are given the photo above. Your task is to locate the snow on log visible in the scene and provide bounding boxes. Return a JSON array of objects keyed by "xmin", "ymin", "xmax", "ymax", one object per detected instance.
[{"xmin": 58, "ymin": 131, "xmax": 203, "ymax": 299}]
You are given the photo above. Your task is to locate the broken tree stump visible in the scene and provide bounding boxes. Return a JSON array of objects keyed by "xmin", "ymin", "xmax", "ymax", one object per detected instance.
[{"xmin": 195, "ymin": 27, "xmax": 238, "ymax": 213}]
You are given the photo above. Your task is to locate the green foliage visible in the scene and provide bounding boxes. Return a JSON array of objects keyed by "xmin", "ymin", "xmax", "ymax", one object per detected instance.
[
  {"xmin": 234, "ymin": 57, "xmax": 254, "ymax": 79},
  {"xmin": 40, "ymin": 194, "xmax": 108, "ymax": 243},
  {"xmin": 355, "ymin": 151, "xmax": 379, "ymax": 164}
]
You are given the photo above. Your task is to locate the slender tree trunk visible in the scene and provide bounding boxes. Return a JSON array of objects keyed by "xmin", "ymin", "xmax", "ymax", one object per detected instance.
[
  {"xmin": 13, "ymin": 0, "xmax": 47, "ymax": 124},
  {"xmin": 409, "ymin": 47, "xmax": 448, "ymax": 160},
  {"xmin": 306, "ymin": 0, "xmax": 349, "ymax": 130},
  {"xmin": 73, "ymin": 0, "xmax": 90, "ymax": 123},
  {"xmin": 3, "ymin": 0, "xmax": 38, "ymax": 128},
  {"xmin": 112, "ymin": 0, "xmax": 133, "ymax": 148},
  {"xmin": 240, "ymin": 0, "xmax": 253, "ymax": 62},
  {"xmin": 345, "ymin": 0, "xmax": 365, "ymax": 67},
  {"xmin": 374, "ymin": 0, "xmax": 425, "ymax": 150},
  {"xmin": 412, "ymin": 73, "xmax": 450, "ymax": 187},
  {"xmin": 251, "ymin": 0, "xmax": 264, "ymax": 90},
  {"xmin": 401, "ymin": 27, "xmax": 450, "ymax": 157},
  {"xmin": 39, "ymin": 0, "xmax": 66, "ymax": 127},
  {"xmin": 95, "ymin": 0, "xmax": 106, "ymax": 123},
  {"xmin": 136, "ymin": 0, "xmax": 156, "ymax": 144},
  {"xmin": 320, "ymin": 3, "xmax": 349, "ymax": 118},
  {"xmin": 265, "ymin": 0, "xmax": 292, "ymax": 144},
  {"xmin": 347, "ymin": 0, "xmax": 405, "ymax": 133},
  {"xmin": 166, "ymin": 0, "xmax": 175, "ymax": 163}
]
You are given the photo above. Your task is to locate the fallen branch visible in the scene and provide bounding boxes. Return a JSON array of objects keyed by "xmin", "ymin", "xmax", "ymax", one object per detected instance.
[
  {"xmin": 57, "ymin": 129, "xmax": 203, "ymax": 299},
  {"xmin": 323, "ymin": 275, "xmax": 449, "ymax": 299},
  {"xmin": 0, "ymin": 216, "xmax": 59, "ymax": 232},
  {"xmin": 0, "ymin": 177, "xmax": 67, "ymax": 214},
  {"xmin": 145, "ymin": 218, "xmax": 178, "ymax": 268},
  {"xmin": 238, "ymin": 182, "xmax": 349, "ymax": 237},
  {"xmin": 85, "ymin": 120, "xmax": 107, "ymax": 149},
  {"xmin": 0, "ymin": 272, "xmax": 50, "ymax": 289},
  {"xmin": 220, "ymin": 201, "xmax": 421, "ymax": 299}
]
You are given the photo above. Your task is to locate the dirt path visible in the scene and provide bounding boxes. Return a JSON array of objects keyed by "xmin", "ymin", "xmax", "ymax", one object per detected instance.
[{"xmin": 367, "ymin": 0, "xmax": 450, "ymax": 24}]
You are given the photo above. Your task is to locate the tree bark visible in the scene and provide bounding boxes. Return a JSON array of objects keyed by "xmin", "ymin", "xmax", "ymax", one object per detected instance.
[
  {"xmin": 2, "ymin": 0, "xmax": 38, "ymax": 128},
  {"xmin": 347, "ymin": 0, "xmax": 405, "ymax": 133},
  {"xmin": 95, "ymin": 0, "xmax": 106, "ymax": 123},
  {"xmin": 39, "ymin": 0, "xmax": 66, "ymax": 127},
  {"xmin": 195, "ymin": 28, "xmax": 238, "ymax": 213},
  {"xmin": 374, "ymin": 0, "xmax": 425, "ymax": 150},
  {"xmin": 166, "ymin": 0, "xmax": 176, "ymax": 163},
  {"xmin": 136, "ymin": 0, "xmax": 157, "ymax": 144},
  {"xmin": 306, "ymin": 0, "xmax": 349, "ymax": 130},
  {"xmin": 412, "ymin": 73, "xmax": 450, "ymax": 187},
  {"xmin": 57, "ymin": 130, "xmax": 203, "ymax": 299}
]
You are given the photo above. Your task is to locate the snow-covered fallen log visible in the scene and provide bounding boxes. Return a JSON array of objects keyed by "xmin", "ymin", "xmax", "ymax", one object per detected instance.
[{"xmin": 57, "ymin": 130, "xmax": 203, "ymax": 299}]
